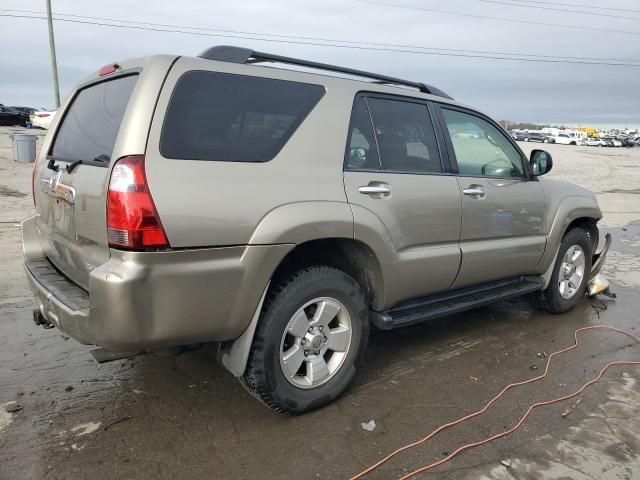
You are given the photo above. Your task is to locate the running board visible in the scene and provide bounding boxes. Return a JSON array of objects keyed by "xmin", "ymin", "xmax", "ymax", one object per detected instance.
[{"xmin": 371, "ymin": 277, "xmax": 544, "ymax": 330}]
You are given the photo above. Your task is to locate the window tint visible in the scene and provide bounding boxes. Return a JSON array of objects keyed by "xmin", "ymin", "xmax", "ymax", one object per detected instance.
[
  {"xmin": 161, "ymin": 71, "xmax": 325, "ymax": 162},
  {"xmin": 345, "ymin": 97, "xmax": 380, "ymax": 170},
  {"xmin": 367, "ymin": 98, "xmax": 441, "ymax": 173},
  {"xmin": 52, "ymin": 75, "xmax": 138, "ymax": 163},
  {"xmin": 442, "ymin": 109, "xmax": 524, "ymax": 178}
]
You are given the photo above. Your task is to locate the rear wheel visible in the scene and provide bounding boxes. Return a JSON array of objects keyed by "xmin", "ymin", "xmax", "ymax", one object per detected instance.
[
  {"xmin": 241, "ymin": 266, "xmax": 369, "ymax": 415},
  {"xmin": 524, "ymin": 137, "xmax": 529, "ymax": 142},
  {"xmin": 533, "ymin": 228, "xmax": 593, "ymax": 313}
]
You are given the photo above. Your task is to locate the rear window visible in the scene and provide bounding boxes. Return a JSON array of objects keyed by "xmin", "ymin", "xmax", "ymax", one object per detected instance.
[
  {"xmin": 160, "ymin": 71, "xmax": 325, "ymax": 162},
  {"xmin": 51, "ymin": 74, "xmax": 138, "ymax": 163}
]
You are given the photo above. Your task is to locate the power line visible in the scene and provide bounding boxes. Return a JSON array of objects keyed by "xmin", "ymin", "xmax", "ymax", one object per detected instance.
[
  {"xmin": 472, "ymin": 0, "xmax": 640, "ymax": 20},
  {"xmin": 508, "ymin": 0, "xmax": 640, "ymax": 15},
  {"xmin": 2, "ymin": 12, "xmax": 640, "ymax": 67},
  {"xmin": 357, "ymin": 0, "xmax": 640, "ymax": 36},
  {"xmin": 3, "ymin": 8, "xmax": 639, "ymax": 63}
]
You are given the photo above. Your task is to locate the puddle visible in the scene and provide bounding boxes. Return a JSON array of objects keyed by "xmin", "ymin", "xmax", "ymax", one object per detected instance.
[{"xmin": 473, "ymin": 373, "xmax": 640, "ymax": 480}]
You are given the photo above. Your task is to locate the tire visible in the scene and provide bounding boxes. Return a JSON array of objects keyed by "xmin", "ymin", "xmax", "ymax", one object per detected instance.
[
  {"xmin": 241, "ymin": 266, "xmax": 369, "ymax": 415},
  {"xmin": 533, "ymin": 228, "xmax": 593, "ymax": 314},
  {"xmin": 570, "ymin": 141, "xmax": 576, "ymax": 146},
  {"xmin": 543, "ymin": 138, "xmax": 549, "ymax": 143},
  {"xmin": 524, "ymin": 138, "xmax": 529, "ymax": 142}
]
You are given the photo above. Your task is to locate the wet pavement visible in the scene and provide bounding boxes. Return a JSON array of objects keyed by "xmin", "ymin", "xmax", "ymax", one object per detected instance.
[{"xmin": 1, "ymin": 127, "xmax": 639, "ymax": 480}]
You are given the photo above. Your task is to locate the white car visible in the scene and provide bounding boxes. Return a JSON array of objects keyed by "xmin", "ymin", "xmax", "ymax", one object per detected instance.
[
  {"xmin": 554, "ymin": 133, "xmax": 580, "ymax": 145},
  {"xmin": 30, "ymin": 110, "xmax": 56, "ymax": 129},
  {"xmin": 611, "ymin": 139, "xmax": 623, "ymax": 147},
  {"xmin": 584, "ymin": 138, "xmax": 601, "ymax": 147}
]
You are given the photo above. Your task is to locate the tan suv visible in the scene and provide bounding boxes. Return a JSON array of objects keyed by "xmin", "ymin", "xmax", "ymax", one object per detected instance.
[{"xmin": 23, "ymin": 46, "xmax": 603, "ymax": 414}]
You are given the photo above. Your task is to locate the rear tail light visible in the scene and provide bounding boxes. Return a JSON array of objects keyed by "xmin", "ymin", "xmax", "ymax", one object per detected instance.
[
  {"xmin": 35, "ymin": 113, "xmax": 50, "ymax": 118},
  {"xmin": 106, "ymin": 155, "xmax": 169, "ymax": 250}
]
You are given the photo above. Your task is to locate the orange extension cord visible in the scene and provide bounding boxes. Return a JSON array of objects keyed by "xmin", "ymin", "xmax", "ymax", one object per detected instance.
[{"xmin": 350, "ymin": 325, "xmax": 640, "ymax": 480}]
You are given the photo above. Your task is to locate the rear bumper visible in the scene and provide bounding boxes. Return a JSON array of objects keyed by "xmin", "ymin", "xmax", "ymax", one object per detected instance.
[{"xmin": 22, "ymin": 215, "xmax": 292, "ymax": 351}]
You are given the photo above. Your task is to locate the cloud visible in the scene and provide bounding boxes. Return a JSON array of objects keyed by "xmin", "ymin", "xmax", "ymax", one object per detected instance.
[{"xmin": 1, "ymin": 0, "xmax": 638, "ymax": 126}]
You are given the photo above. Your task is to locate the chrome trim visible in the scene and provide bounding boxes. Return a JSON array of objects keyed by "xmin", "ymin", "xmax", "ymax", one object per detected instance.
[
  {"xmin": 41, "ymin": 172, "xmax": 75, "ymax": 204},
  {"xmin": 359, "ymin": 185, "xmax": 391, "ymax": 195}
]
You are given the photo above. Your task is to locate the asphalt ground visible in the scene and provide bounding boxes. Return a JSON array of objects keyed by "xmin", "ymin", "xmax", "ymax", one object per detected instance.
[{"xmin": 1, "ymin": 127, "xmax": 639, "ymax": 480}]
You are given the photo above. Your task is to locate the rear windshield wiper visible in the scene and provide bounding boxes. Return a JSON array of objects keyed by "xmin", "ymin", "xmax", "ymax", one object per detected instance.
[
  {"xmin": 47, "ymin": 158, "xmax": 60, "ymax": 172},
  {"xmin": 66, "ymin": 154, "xmax": 110, "ymax": 173}
]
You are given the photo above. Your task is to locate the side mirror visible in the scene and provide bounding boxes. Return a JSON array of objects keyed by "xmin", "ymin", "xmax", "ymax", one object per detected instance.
[{"xmin": 530, "ymin": 149, "xmax": 553, "ymax": 176}]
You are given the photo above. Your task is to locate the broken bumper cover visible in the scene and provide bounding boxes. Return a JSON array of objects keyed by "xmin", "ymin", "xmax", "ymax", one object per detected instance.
[
  {"xmin": 21, "ymin": 216, "xmax": 292, "ymax": 351},
  {"xmin": 588, "ymin": 233, "xmax": 613, "ymax": 297}
]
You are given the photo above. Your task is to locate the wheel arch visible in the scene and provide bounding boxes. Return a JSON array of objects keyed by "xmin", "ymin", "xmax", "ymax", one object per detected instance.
[
  {"xmin": 269, "ymin": 238, "xmax": 385, "ymax": 310},
  {"xmin": 219, "ymin": 237, "xmax": 385, "ymax": 377},
  {"xmin": 538, "ymin": 199, "xmax": 601, "ymax": 288}
]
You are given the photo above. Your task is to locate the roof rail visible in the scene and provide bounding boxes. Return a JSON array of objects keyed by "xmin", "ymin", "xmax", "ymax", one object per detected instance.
[{"xmin": 198, "ymin": 45, "xmax": 453, "ymax": 100}]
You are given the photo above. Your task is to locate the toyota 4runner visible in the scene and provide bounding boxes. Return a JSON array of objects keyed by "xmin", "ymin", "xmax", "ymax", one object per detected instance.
[{"xmin": 23, "ymin": 46, "xmax": 603, "ymax": 414}]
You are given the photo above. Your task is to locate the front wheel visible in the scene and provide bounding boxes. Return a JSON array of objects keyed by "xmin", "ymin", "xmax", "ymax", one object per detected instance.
[
  {"xmin": 241, "ymin": 266, "xmax": 369, "ymax": 415},
  {"xmin": 533, "ymin": 228, "xmax": 593, "ymax": 313},
  {"xmin": 524, "ymin": 138, "xmax": 529, "ymax": 142}
]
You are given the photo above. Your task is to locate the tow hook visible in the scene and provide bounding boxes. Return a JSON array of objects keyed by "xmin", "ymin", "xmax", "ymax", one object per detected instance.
[
  {"xmin": 587, "ymin": 233, "xmax": 616, "ymax": 298},
  {"xmin": 32, "ymin": 309, "xmax": 55, "ymax": 329}
]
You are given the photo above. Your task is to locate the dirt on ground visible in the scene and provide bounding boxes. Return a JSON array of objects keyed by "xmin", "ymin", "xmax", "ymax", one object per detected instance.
[{"xmin": 1, "ymin": 127, "xmax": 639, "ymax": 480}]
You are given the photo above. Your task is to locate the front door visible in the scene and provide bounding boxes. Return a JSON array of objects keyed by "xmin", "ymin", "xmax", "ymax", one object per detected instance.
[
  {"xmin": 438, "ymin": 106, "xmax": 547, "ymax": 289},
  {"xmin": 343, "ymin": 94, "xmax": 462, "ymax": 306}
]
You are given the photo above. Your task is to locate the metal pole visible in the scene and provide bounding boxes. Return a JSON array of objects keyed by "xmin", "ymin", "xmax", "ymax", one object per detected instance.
[{"xmin": 46, "ymin": 0, "xmax": 61, "ymax": 108}]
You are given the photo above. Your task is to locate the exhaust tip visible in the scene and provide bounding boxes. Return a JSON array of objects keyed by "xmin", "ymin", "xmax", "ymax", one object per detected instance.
[{"xmin": 32, "ymin": 309, "xmax": 54, "ymax": 329}]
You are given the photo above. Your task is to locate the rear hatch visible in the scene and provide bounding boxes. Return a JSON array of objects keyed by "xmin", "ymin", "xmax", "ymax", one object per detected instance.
[{"xmin": 33, "ymin": 72, "xmax": 139, "ymax": 290}]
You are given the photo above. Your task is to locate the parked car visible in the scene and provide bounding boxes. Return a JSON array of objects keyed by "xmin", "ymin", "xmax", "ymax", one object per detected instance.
[
  {"xmin": 621, "ymin": 137, "xmax": 635, "ymax": 147},
  {"xmin": 611, "ymin": 138, "xmax": 623, "ymax": 147},
  {"xmin": 0, "ymin": 105, "xmax": 28, "ymax": 126},
  {"xmin": 31, "ymin": 110, "xmax": 56, "ymax": 129},
  {"xmin": 510, "ymin": 131, "xmax": 554, "ymax": 143},
  {"xmin": 23, "ymin": 46, "xmax": 604, "ymax": 414},
  {"xmin": 554, "ymin": 133, "xmax": 581, "ymax": 145},
  {"xmin": 584, "ymin": 138, "xmax": 601, "ymax": 147},
  {"xmin": 11, "ymin": 106, "xmax": 39, "ymax": 116}
]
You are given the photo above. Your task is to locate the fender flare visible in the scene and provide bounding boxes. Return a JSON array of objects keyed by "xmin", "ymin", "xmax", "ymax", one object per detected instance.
[
  {"xmin": 536, "ymin": 195, "xmax": 601, "ymax": 285},
  {"xmin": 220, "ymin": 201, "xmax": 355, "ymax": 377}
]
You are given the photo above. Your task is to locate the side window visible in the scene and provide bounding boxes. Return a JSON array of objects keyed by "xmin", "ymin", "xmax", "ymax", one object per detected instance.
[
  {"xmin": 442, "ymin": 108, "xmax": 525, "ymax": 178},
  {"xmin": 161, "ymin": 71, "xmax": 325, "ymax": 162},
  {"xmin": 367, "ymin": 97, "xmax": 442, "ymax": 173},
  {"xmin": 345, "ymin": 97, "xmax": 381, "ymax": 170}
]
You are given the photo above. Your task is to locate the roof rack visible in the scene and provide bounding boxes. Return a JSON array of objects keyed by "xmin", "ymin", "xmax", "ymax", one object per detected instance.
[{"xmin": 198, "ymin": 45, "xmax": 453, "ymax": 100}]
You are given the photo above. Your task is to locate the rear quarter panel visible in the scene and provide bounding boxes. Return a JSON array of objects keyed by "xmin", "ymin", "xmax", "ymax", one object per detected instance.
[{"xmin": 145, "ymin": 58, "xmax": 357, "ymax": 248}]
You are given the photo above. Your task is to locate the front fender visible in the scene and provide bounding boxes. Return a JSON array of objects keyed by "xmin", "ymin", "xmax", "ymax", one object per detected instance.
[{"xmin": 536, "ymin": 195, "xmax": 602, "ymax": 273}]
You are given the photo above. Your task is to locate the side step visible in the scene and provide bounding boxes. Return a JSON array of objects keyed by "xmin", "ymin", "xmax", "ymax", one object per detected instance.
[{"xmin": 371, "ymin": 277, "xmax": 544, "ymax": 330}]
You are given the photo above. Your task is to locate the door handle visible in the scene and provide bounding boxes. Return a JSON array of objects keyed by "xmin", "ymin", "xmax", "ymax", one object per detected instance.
[
  {"xmin": 463, "ymin": 186, "xmax": 485, "ymax": 198},
  {"xmin": 359, "ymin": 185, "xmax": 391, "ymax": 196}
]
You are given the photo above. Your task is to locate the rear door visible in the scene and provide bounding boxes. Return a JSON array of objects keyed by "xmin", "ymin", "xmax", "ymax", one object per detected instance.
[
  {"xmin": 33, "ymin": 73, "xmax": 139, "ymax": 289},
  {"xmin": 436, "ymin": 105, "xmax": 547, "ymax": 289},
  {"xmin": 343, "ymin": 94, "xmax": 462, "ymax": 305}
]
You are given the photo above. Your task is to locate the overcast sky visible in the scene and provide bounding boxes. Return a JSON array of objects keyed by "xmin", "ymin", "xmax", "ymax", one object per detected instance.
[{"xmin": 1, "ymin": 0, "xmax": 639, "ymax": 127}]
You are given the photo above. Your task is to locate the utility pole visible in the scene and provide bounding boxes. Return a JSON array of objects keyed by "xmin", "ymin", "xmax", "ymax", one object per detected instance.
[{"xmin": 46, "ymin": 0, "xmax": 61, "ymax": 108}]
